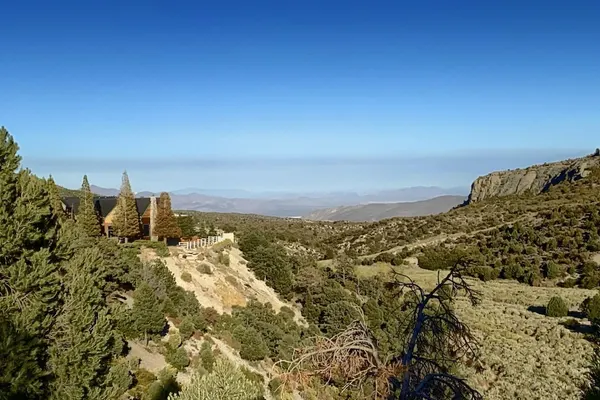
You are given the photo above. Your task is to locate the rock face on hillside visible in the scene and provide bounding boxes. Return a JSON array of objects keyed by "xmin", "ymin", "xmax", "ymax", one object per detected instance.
[{"xmin": 468, "ymin": 153, "xmax": 600, "ymax": 203}]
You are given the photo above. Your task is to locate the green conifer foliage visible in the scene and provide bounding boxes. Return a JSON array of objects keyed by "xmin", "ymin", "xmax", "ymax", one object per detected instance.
[
  {"xmin": 167, "ymin": 357, "xmax": 263, "ymax": 400},
  {"xmin": 0, "ymin": 315, "xmax": 45, "ymax": 399},
  {"xmin": 0, "ymin": 127, "xmax": 63, "ymax": 397},
  {"xmin": 154, "ymin": 192, "xmax": 182, "ymax": 241},
  {"xmin": 47, "ymin": 175, "xmax": 67, "ymax": 222},
  {"xmin": 112, "ymin": 171, "xmax": 141, "ymax": 240},
  {"xmin": 48, "ymin": 249, "xmax": 122, "ymax": 400},
  {"xmin": 238, "ymin": 327, "xmax": 269, "ymax": 361},
  {"xmin": 132, "ymin": 283, "xmax": 166, "ymax": 342},
  {"xmin": 546, "ymin": 296, "xmax": 568, "ymax": 317},
  {"xmin": 76, "ymin": 175, "xmax": 101, "ymax": 237}
]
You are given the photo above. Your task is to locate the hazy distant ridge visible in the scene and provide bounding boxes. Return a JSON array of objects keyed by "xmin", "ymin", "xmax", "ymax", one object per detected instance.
[
  {"xmin": 302, "ymin": 195, "xmax": 466, "ymax": 221},
  {"xmin": 81, "ymin": 185, "xmax": 468, "ymax": 217}
]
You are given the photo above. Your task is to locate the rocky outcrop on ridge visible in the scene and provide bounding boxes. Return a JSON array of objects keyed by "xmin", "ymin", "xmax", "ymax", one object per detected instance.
[{"xmin": 467, "ymin": 151, "xmax": 600, "ymax": 203}]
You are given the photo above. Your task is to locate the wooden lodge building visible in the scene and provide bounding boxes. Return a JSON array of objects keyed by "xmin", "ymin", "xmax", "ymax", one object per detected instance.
[{"xmin": 61, "ymin": 196, "xmax": 159, "ymax": 238}]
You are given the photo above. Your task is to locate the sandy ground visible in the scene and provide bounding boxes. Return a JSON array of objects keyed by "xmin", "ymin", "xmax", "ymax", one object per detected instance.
[
  {"xmin": 127, "ymin": 340, "xmax": 168, "ymax": 374},
  {"xmin": 145, "ymin": 246, "xmax": 304, "ymax": 322}
]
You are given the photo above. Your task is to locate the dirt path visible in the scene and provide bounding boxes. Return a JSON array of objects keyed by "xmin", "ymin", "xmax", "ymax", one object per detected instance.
[{"xmin": 127, "ymin": 341, "xmax": 167, "ymax": 374}]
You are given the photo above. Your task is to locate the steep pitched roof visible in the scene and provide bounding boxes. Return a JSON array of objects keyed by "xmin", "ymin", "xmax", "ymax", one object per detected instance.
[
  {"xmin": 62, "ymin": 196, "xmax": 154, "ymax": 218},
  {"xmin": 136, "ymin": 198, "xmax": 151, "ymax": 215},
  {"xmin": 62, "ymin": 196, "xmax": 80, "ymax": 214},
  {"xmin": 96, "ymin": 197, "xmax": 118, "ymax": 217}
]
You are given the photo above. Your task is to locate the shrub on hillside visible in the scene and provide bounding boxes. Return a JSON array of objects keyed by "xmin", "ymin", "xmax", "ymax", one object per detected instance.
[
  {"xmin": 582, "ymin": 293, "xmax": 600, "ymax": 325},
  {"xmin": 268, "ymin": 377, "xmax": 284, "ymax": 397},
  {"xmin": 501, "ymin": 263, "xmax": 524, "ymax": 280},
  {"xmin": 238, "ymin": 327, "xmax": 270, "ymax": 361},
  {"xmin": 469, "ymin": 266, "xmax": 500, "ymax": 282},
  {"xmin": 168, "ymin": 333, "xmax": 182, "ymax": 349},
  {"xmin": 132, "ymin": 240, "xmax": 170, "ymax": 257},
  {"xmin": 373, "ymin": 252, "xmax": 394, "ymax": 264},
  {"xmin": 146, "ymin": 369, "xmax": 180, "ymax": 400},
  {"xmin": 320, "ymin": 301, "xmax": 362, "ymax": 336},
  {"xmin": 559, "ymin": 277, "xmax": 578, "ymax": 288},
  {"xmin": 212, "ymin": 239, "xmax": 233, "ymax": 252},
  {"xmin": 166, "ymin": 357, "xmax": 263, "ymax": 400},
  {"xmin": 166, "ymin": 347, "xmax": 190, "ymax": 371},
  {"xmin": 581, "ymin": 273, "xmax": 600, "ymax": 289},
  {"xmin": 200, "ymin": 341, "xmax": 216, "ymax": 372},
  {"xmin": 201, "ymin": 307, "xmax": 220, "ymax": 326},
  {"xmin": 181, "ymin": 272, "xmax": 192, "ymax": 283},
  {"xmin": 544, "ymin": 261, "xmax": 562, "ymax": 279},
  {"xmin": 217, "ymin": 252, "xmax": 230, "ymax": 266},
  {"xmin": 418, "ymin": 247, "xmax": 464, "ymax": 271},
  {"xmin": 196, "ymin": 263, "xmax": 213, "ymax": 274},
  {"xmin": 546, "ymin": 296, "xmax": 569, "ymax": 317},
  {"xmin": 179, "ymin": 317, "xmax": 196, "ymax": 339},
  {"xmin": 240, "ymin": 367, "xmax": 264, "ymax": 387}
]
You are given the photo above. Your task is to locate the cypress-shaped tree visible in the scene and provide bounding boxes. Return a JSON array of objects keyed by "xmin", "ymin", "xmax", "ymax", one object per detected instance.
[
  {"xmin": 48, "ymin": 248, "xmax": 122, "ymax": 400},
  {"xmin": 112, "ymin": 171, "xmax": 141, "ymax": 241},
  {"xmin": 0, "ymin": 127, "xmax": 63, "ymax": 398},
  {"xmin": 132, "ymin": 283, "xmax": 166, "ymax": 344},
  {"xmin": 153, "ymin": 192, "xmax": 182, "ymax": 242},
  {"xmin": 76, "ymin": 175, "xmax": 101, "ymax": 237}
]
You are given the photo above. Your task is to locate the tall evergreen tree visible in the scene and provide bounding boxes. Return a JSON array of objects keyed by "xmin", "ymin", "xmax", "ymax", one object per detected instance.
[
  {"xmin": 48, "ymin": 248, "xmax": 122, "ymax": 400},
  {"xmin": 76, "ymin": 175, "xmax": 101, "ymax": 237},
  {"xmin": 153, "ymin": 192, "xmax": 182, "ymax": 242},
  {"xmin": 112, "ymin": 171, "xmax": 141, "ymax": 241},
  {"xmin": 0, "ymin": 127, "xmax": 63, "ymax": 398},
  {"xmin": 132, "ymin": 283, "xmax": 166, "ymax": 344},
  {"xmin": 47, "ymin": 175, "xmax": 66, "ymax": 222}
]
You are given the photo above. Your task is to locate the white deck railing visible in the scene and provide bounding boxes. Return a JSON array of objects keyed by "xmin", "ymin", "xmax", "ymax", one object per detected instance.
[{"xmin": 178, "ymin": 233, "xmax": 232, "ymax": 250}]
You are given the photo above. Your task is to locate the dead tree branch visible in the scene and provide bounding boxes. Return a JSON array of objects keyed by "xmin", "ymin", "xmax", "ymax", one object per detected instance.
[{"xmin": 393, "ymin": 260, "xmax": 482, "ymax": 399}]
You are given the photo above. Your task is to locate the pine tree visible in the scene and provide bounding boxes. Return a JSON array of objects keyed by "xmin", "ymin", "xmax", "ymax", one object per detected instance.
[
  {"xmin": 47, "ymin": 175, "xmax": 67, "ymax": 222},
  {"xmin": 0, "ymin": 127, "xmax": 63, "ymax": 397},
  {"xmin": 112, "ymin": 171, "xmax": 141, "ymax": 241},
  {"xmin": 76, "ymin": 175, "xmax": 101, "ymax": 237},
  {"xmin": 154, "ymin": 192, "xmax": 182, "ymax": 242},
  {"xmin": 132, "ymin": 283, "xmax": 166, "ymax": 344},
  {"xmin": 48, "ymin": 248, "xmax": 122, "ymax": 400}
]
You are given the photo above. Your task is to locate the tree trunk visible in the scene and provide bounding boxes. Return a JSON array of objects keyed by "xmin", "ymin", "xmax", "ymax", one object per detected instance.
[{"xmin": 401, "ymin": 303, "xmax": 426, "ymax": 398}]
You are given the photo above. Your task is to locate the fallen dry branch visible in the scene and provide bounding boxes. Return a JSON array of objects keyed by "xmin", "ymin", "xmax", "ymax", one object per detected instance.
[{"xmin": 278, "ymin": 309, "xmax": 396, "ymax": 397}]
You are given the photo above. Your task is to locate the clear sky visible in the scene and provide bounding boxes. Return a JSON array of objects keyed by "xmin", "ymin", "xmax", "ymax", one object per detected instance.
[{"xmin": 1, "ymin": 0, "xmax": 599, "ymax": 193}]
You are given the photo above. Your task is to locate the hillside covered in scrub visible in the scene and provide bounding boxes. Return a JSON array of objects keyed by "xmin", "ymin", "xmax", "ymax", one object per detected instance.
[
  {"xmin": 4, "ymin": 122, "xmax": 600, "ymax": 400},
  {"xmin": 171, "ymin": 152, "xmax": 600, "ymax": 398},
  {"xmin": 190, "ymin": 151, "xmax": 600, "ymax": 291}
]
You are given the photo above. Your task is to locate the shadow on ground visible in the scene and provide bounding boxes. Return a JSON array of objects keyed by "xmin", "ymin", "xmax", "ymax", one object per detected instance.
[
  {"xmin": 527, "ymin": 305, "xmax": 546, "ymax": 315},
  {"xmin": 526, "ymin": 306, "xmax": 587, "ymax": 320}
]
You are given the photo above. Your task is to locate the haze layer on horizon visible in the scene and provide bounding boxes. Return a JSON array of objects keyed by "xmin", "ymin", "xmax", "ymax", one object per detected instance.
[
  {"xmin": 1, "ymin": 1, "xmax": 599, "ymax": 192},
  {"xmin": 23, "ymin": 149, "xmax": 591, "ymax": 193}
]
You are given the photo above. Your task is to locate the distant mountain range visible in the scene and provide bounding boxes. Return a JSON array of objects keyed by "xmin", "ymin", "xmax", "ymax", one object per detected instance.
[
  {"xmin": 86, "ymin": 185, "xmax": 468, "ymax": 217},
  {"xmin": 303, "ymin": 195, "xmax": 466, "ymax": 222}
]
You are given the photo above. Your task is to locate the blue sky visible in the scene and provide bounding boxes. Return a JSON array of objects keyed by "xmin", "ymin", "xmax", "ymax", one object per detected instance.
[{"xmin": 1, "ymin": 0, "xmax": 599, "ymax": 193}]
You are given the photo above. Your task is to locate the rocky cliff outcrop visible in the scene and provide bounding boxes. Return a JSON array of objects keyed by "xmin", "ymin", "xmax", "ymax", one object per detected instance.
[{"xmin": 468, "ymin": 152, "xmax": 600, "ymax": 203}]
